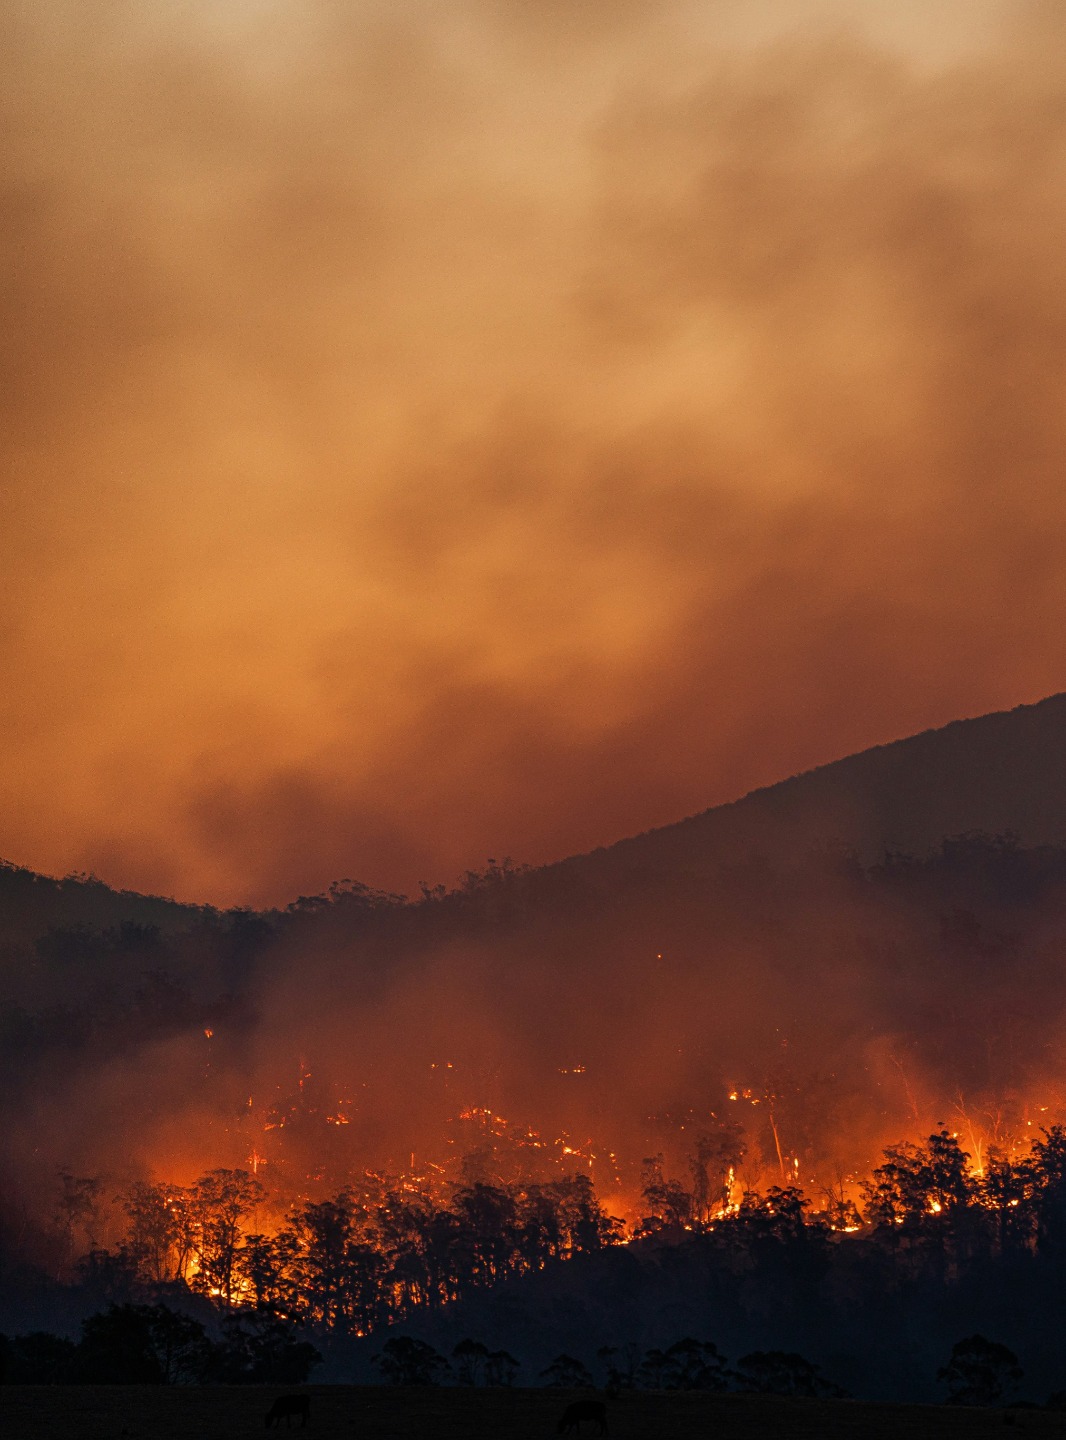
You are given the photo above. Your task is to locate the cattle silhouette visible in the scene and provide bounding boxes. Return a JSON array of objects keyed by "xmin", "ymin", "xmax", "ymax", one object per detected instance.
[
  {"xmin": 264, "ymin": 1394, "xmax": 310, "ymax": 1428},
  {"xmin": 557, "ymin": 1399, "xmax": 608, "ymax": 1435}
]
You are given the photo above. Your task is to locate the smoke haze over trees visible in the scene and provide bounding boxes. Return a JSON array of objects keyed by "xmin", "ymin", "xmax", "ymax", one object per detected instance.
[{"xmin": 7, "ymin": 696, "xmax": 1066, "ymax": 1211}]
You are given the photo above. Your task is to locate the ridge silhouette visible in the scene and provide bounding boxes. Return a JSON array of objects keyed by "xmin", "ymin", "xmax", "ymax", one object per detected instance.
[
  {"xmin": 5, "ymin": 692, "xmax": 1066, "ymax": 928},
  {"xmin": 556, "ymin": 691, "xmax": 1066, "ymax": 884}
]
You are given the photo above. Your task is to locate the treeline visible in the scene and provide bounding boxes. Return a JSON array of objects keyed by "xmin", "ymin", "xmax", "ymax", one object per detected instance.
[
  {"xmin": 36, "ymin": 1124, "xmax": 1066, "ymax": 1335},
  {"xmin": 14, "ymin": 1128, "xmax": 1066, "ymax": 1397},
  {"xmin": 0, "ymin": 1307, "xmax": 1037, "ymax": 1411},
  {"xmin": 51, "ymin": 1169, "xmax": 619, "ymax": 1334},
  {"xmin": 369, "ymin": 1332, "xmax": 1031, "ymax": 1407},
  {"xmin": 12, "ymin": 832, "xmax": 1066, "ymax": 1091},
  {"xmin": 0, "ymin": 1304, "xmax": 318, "ymax": 1385},
  {"xmin": 0, "ymin": 913, "xmax": 271, "ymax": 1087},
  {"xmin": 371, "ymin": 1333, "xmax": 842, "ymax": 1396},
  {"xmin": 0, "ymin": 862, "xmax": 529, "ymax": 1093}
]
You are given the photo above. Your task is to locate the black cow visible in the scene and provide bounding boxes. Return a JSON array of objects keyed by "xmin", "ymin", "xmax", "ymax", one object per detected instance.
[{"xmin": 265, "ymin": 1394, "xmax": 310, "ymax": 1428}]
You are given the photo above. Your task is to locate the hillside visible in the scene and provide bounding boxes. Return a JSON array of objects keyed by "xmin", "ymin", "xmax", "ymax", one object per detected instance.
[
  {"xmin": 5, "ymin": 691, "xmax": 1066, "ymax": 942},
  {"xmin": 0, "ymin": 858, "xmax": 213, "ymax": 950},
  {"xmin": 566, "ymin": 691, "xmax": 1066, "ymax": 881}
]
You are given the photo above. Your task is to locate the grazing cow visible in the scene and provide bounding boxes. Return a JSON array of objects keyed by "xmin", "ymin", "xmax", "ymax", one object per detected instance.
[
  {"xmin": 557, "ymin": 1399, "xmax": 609, "ymax": 1435},
  {"xmin": 264, "ymin": 1394, "xmax": 311, "ymax": 1428}
]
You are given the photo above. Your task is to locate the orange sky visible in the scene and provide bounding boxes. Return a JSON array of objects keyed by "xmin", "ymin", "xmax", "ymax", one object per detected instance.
[{"xmin": 3, "ymin": 0, "xmax": 1066, "ymax": 906}]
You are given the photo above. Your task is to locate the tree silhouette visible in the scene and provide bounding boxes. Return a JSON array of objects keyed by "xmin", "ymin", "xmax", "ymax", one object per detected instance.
[
  {"xmin": 452, "ymin": 1337, "xmax": 490, "ymax": 1385},
  {"xmin": 485, "ymin": 1349, "xmax": 520, "ymax": 1386},
  {"xmin": 1029, "ymin": 1125, "xmax": 1066, "ymax": 1257},
  {"xmin": 121, "ymin": 1181, "xmax": 192, "ymax": 1284},
  {"xmin": 636, "ymin": 1347, "xmax": 671, "ymax": 1389},
  {"xmin": 54, "ymin": 1171, "xmax": 103, "ymax": 1274},
  {"xmin": 638, "ymin": 1154, "xmax": 693, "ymax": 1233},
  {"xmin": 76, "ymin": 1305, "xmax": 167, "ymax": 1383},
  {"xmin": 736, "ymin": 1350, "xmax": 840, "ymax": 1397},
  {"xmin": 661, "ymin": 1338, "xmax": 729, "ymax": 1390},
  {"xmin": 213, "ymin": 1309, "xmax": 320, "ymax": 1384},
  {"xmin": 3, "ymin": 1332, "xmax": 76, "ymax": 1383},
  {"xmin": 540, "ymin": 1354, "xmax": 594, "ymax": 1388},
  {"xmin": 373, "ymin": 1335, "xmax": 450, "ymax": 1385},
  {"xmin": 237, "ymin": 1230, "xmax": 301, "ymax": 1316},
  {"xmin": 938, "ymin": 1335, "xmax": 1022, "ymax": 1406},
  {"xmin": 598, "ymin": 1342, "xmax": 640, "ymax": 1394},
  {"xmin": 688, "ymin": 1123, "xmax": 745, "ymax": 1223},
  {"xmin": 863, "ymin": 1130, "xmax": 973, "ymax": 1230},
  {"xmin": 188, "ymin": 1169, "xmax": 264, "ymax": 1308}
]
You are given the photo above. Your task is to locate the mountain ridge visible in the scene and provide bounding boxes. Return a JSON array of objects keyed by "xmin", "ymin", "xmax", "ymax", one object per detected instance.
[
  {"xmin": 562, "ymin": 690, "xmax": 1066, "ymax": 880},
  {"xmin": 3, "ymin": 691, "xmax": 1066, "ymax": 927}
]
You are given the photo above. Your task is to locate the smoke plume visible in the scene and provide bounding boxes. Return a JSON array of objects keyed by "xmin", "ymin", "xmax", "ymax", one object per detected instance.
[{"xmin": 2, "ymin": 1, "xmax": 1066, "ymax": 907}]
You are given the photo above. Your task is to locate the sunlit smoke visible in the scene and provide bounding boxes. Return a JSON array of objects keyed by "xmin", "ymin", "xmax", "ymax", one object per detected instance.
[{"xmin": 2, "ymin": 2, "xmax": 1066, "ymax": 903}]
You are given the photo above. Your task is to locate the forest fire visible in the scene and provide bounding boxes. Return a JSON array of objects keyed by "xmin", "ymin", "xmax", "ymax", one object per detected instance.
[
  {"xmin": 111, "ymin": 988, "xmax": 1066, "ymax": 1251},
  {"xmin": 37, "ymin": 1071, "xmax": 1066, "ymax": 1367},
  {"xmin": 7, "ymin": 830, "xmax": 1066, "ymax": 1395},
  {"xmin": 10, "ymin": 0, "xmax": 1066, "ymax": 1397}
]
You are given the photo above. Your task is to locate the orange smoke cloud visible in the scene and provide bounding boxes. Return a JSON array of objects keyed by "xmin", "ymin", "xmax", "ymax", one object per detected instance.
[{"xmin": 2, "ymin": 1, "xmax": 1066, "ymax": 905}]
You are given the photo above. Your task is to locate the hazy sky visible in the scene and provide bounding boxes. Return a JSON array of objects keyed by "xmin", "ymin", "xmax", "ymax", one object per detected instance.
[{"xmin": 3, "ymin": 0, "xmax": 1066, "ymax": 906}]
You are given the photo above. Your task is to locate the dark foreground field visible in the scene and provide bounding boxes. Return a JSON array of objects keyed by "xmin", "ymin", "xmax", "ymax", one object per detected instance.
[{"xmin": 1, "ymin": 1386, "xmax": 1062, "ymax": 1440}]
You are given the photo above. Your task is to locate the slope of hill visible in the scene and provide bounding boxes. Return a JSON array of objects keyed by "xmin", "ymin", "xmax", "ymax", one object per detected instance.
[
  {"xmin": 0, "ymin": 857, "xmax": 214, "ymax": 948},
  {"xmin": 567, "ymin": 691, "xmax": 1066, "ymax": 881},
  {"xmin": 5, "ymin": 691, "xmax": 1066, "ymax": 942}
]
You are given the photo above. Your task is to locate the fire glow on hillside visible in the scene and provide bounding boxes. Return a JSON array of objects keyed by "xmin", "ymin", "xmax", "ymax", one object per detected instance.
[
  {"xmin": 51, "ymin": 1058, "xmax": 1066, "ymax": 1339},
  {"xmin": 7, "ymin": 842, "xmax": 1066, "ymax": 1378},
  {"xmin": 123, "ymin": 1028, "xmax": 1066, "ymax": 1254}
]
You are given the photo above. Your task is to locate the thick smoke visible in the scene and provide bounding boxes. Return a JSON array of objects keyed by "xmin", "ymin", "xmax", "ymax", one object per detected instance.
[{"xmin": 2, "ymin": 2, "xmax": 1066, "ymax": 904}]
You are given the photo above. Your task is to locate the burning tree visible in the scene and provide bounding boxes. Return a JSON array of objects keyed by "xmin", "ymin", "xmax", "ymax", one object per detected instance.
[
  {"xmin": 689, "ymin": 1122, "xmax": 746, "ymax": 1223},
  {"xmin": 121, "ymin": 1182, "xmax": 194, "ymax": 1285},
  {"xmin": 288, "ymin": 1193, "xmax": 388, "ymax": 1334},
  {"xmin": 861, "ymin": 1129, "xmax": 973, "ymax": 1228},
  {"xmin": 188, "ymin": 1169, "xmax": 264, "ymax": 1307},
  {"xmin": 638, "ymin": 1153, "xmax": 694, "ymax": 1233}
]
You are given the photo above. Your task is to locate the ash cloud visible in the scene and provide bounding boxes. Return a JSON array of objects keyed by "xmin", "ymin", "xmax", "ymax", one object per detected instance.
[{"xmin": 2, "ymin": 2, "xmax": 1066, "ymax": 905}]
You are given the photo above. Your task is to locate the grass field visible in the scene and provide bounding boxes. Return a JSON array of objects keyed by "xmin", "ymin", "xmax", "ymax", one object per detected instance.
[{"xmin": 0, "ymin": 1386, "xmax": 1060, "ymax": 1440}]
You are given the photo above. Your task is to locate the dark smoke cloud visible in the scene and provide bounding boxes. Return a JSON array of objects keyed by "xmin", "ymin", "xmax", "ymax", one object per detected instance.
[{"xmin": 2, "ymin": 1, "xmax": 1065, "ymax": 905}]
